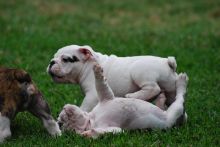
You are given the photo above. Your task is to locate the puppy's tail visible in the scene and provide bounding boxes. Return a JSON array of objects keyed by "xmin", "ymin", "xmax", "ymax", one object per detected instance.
[{"xmin": 167, "ymin": 56, "xmax": 177, "ymax": 72}]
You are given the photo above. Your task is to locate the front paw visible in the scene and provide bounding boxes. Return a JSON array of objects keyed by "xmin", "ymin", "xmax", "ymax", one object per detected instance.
[
  {"xmin": 93, "ymin": 63, "xmax": 104, "ymax": 79},
  {"xmin": 51, "ymin": 121, "xmax": 62, "ymax": 136},
  {"xmin": 43, "ymin": 119, "xmax": 62, "ymax": 137},
  {"xmin": 51, "ymin": 127, "xmax": 62, "ymax": 137}
]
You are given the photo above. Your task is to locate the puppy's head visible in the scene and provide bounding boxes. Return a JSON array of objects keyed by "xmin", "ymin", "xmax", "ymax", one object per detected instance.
[
  {"xmin": 0, "ymin": 68, "xmax": 41, "ymax": 113},
  {"xmin": 57, "ymin": 104, "xmax": 87, "ymax": 133},
  {"xmin": 47, "ymin": 45, "xmax": 97, "ymax": 84}
]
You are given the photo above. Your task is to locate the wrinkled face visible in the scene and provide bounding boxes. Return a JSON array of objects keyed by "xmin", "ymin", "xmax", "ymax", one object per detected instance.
[
  {"xmin": 47, "ymin": 45, "xmax": 95, "ymax": 84},
  {"xmin": 57, "ymin": 104, "xmax": 87, "ymax": 133}
]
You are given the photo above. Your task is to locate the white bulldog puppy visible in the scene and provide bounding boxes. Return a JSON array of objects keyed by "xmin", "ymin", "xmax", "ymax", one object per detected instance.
[
  {"xmin": 47, "ymin": 45, "xmax": 178, "ymax": 112},
  {"xmin": 57, "ymin": 63, "xmax": 188, "ymax": 138}
]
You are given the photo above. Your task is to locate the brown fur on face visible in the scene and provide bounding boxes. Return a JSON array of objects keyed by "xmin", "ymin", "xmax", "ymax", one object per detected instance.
[
  {"xmin": 0, "ymin": 67, "xmax": 46, "ymax": 119},
  {"xmin": 0, "ymin": 67, "xmax": 61, "ymax": 142}
]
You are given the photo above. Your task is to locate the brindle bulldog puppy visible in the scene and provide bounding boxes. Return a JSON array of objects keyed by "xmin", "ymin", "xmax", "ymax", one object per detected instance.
[{"xmin": 0, "ymin": 68, "xmax": 61, "ymax": 143}]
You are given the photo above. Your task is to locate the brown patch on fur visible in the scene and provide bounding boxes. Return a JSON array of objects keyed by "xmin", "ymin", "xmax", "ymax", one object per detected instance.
[
  {"xmin": 0, "ymin": 68, "xmax": 36, "ymax": 119},
  {"xmin": 0, "ymin": 67, "xmax": 59, "ymax": 140}
]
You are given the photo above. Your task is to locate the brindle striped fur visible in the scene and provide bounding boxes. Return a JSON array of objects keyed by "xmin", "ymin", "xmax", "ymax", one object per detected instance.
[
  {"xmin": 0, "ymin": 68, "xmax": 61, "ymax": 142},
  {"xmin": 0, "ymin": 68, "xmax": 30, "ymax": 118},
  {"xmin": 0, "ymin": 67, "xmax": 53, "ymax": 121}
]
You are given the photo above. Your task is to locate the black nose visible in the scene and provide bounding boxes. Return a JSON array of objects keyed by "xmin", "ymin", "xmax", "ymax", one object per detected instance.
[{"xmin": 49, "ymin": 60, "xmax": 56, "ymax": 68}]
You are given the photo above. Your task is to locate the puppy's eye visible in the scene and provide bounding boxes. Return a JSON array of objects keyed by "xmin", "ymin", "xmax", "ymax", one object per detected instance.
[
  {"xmin": 62, "ymin": 56, "xmax": 79, "ymax": 63},
  {"xmin": 62, "ymin": 58, "xmax": 69, "ymax": 63},
  {"xmin": 72, "ymin": 56, "xmax": 79, "ymax": 62}
]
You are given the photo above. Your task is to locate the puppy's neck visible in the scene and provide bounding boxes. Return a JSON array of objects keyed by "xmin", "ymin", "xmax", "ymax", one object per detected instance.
[
  {"xmin": 78, "ymin": 61, "xmax": 94, "ymax": 89},
  {"xmin": 79, "ymin": 53, "xmax": 112, "ymax": 93}
]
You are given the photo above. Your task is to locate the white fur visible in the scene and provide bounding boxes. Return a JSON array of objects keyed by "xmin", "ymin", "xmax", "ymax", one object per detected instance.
[
  {"xmin": 58, "ymin": 64, "xmax": 188, "ymax": 138},
  {"xmin": 0, "ymin": 114, "xmax": 11, "ymax": 143},
  {"xmin": 48, "ymin": 45, "xmax": 178, "ymax": 112},
  {"xmin": 42, "ymin": 118, "xmax": 61, "ymax": 136}
]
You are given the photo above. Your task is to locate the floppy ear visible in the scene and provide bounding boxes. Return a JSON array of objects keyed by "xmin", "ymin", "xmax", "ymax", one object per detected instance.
[
  {"xmin": 78, "ymin": 48, "xmax": 93, "ymax": 61},
  {"xmin": 14, "ymin": 70, "xmax": 31, "ymax": 83}
]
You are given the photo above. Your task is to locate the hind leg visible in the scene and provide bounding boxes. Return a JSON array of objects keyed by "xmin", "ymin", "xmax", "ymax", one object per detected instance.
[
  {"xmin": 125, "ymin": 82, "xmax": 161, "ymax": 101},
  {"xmin": 165, "ymin": 73, "xmax": 188, "ymax": 128}
]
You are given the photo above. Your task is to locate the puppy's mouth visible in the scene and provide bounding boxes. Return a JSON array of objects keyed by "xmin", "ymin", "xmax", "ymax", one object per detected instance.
[{"xmin": 49, "ymin": 70, "xmax": 63, "ymax": 79}]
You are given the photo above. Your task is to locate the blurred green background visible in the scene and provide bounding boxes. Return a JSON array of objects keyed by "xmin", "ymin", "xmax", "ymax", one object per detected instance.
[{"xmin": 0, "ymin": 0, "xmax": 219, "ymax": 146}]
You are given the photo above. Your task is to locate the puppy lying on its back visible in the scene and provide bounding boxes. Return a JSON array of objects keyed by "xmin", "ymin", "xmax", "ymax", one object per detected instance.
[
  {"xmin": 0, "ymin": 68, "xmax": 61, "ymax": 143},
  {"xmin": 58, "ymin": 63, "xmax": 188, "ymax": 138}
]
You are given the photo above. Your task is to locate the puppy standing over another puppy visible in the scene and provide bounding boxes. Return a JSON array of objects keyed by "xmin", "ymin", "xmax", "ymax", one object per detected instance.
[
  {"xmin": 58, "ymin": 63, "xmax": 188, "ymax": 138},
  {"xmin": 0, "ymin": 68, "xmax": 61, "ymax": 143},
  {"xmin": 47, "ymin": 45, "xmax": 180, "ymax": 112}
]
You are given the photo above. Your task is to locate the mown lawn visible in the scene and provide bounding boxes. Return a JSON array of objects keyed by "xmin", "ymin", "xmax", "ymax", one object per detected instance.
[{"xmin": 0, "ymin": 0, "xmax": 220, "ymax": 146}]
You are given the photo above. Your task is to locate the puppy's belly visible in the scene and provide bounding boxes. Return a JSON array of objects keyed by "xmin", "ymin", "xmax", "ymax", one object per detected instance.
[
  {"xmin": 93, "ymin": 98, "xmax": 167, "ymax": 130},
  {"xmin": 92, "ymin": 99, "xmax": 152, "ymax": 127},
  {"xmin": 109, "ymin": 81, "xmax": 139, "ymax": 97},
  {"xmin": 125, "ymin": 113, "xmax": 167, "ymax": 130},
  {"xmin": 105, "ymin": 70, "xmax": 139, "ymax": 97}
]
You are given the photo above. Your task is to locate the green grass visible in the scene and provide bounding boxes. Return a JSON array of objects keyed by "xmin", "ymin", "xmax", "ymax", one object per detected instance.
[{"xmin": 0, "ymin": 0, "xmax": 220, "ymax": 146}]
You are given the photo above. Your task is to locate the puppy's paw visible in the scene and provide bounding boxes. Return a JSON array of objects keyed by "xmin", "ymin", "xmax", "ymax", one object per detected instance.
[
  {"xmin": 43, "ymin": 119, "xmax": 62, "ymax": 137},
  {"xmin": 93, "ymin": 63, "xmax": 104, "ymax": 79},
  {"xmin": 176, "ymin": 73, "xmax": 189, "ymax": 95},
  {"xmin": 50, "ymin": 123, "xmax": 62, "ymax": 137},
  {"xmin": 52, "ymin": 121, "xmax": 62, "ymax": 136},
  {"xmin": 177, "ymin": 73, "xmax": 189, "ymax": 87},
  {"xmin": 179, "ymin": 73, "xmax": 189, "ymax": 82}
]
